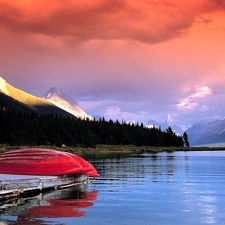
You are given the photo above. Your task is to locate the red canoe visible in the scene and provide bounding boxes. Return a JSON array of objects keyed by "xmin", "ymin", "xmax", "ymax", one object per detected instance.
[
  {"xmin": 65, "ymin": 152, "xmax": 99, "ymax": 177},
  {"xmin": 0, "ymin": 148, "xmax": 99, "ymax": 177}
]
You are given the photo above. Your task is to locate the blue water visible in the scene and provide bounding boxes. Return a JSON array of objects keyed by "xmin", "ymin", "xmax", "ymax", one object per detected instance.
[{"xmin": 2, "ymin": 151, "xmax": 225, "ymax": 224}]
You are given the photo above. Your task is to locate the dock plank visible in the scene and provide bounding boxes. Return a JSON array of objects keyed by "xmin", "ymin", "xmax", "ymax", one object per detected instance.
[{"xmin": 0, "ymin": 174, "xmax": 88, "ymax": 201}]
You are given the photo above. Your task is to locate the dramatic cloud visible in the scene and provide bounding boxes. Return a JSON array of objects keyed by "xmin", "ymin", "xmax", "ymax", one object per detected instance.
[
  {"xmin": 1, "ymin": 0, "xmax": 225, "ymax": 47},
  {"xmin": 1, "ymin": 0, "xmax": 225, "ymax": 127}
]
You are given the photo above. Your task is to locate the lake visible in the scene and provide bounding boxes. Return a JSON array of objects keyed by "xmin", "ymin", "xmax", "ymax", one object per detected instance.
[{"xmin": 1, "ymin": 150, "xmax": 225, "ymax": 225}]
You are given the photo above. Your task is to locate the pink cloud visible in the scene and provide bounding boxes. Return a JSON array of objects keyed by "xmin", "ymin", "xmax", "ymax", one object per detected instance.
[
  {"xmin": 176, "ymin": 86, "xmax": 212, "ymax": 110},
  {"xmin": 1, "ymin": 0, "xmax": 225, "ymax": 126},
  {"xmin": 1, "ymin": 0, "xmax": 225, "ymax": 48}
]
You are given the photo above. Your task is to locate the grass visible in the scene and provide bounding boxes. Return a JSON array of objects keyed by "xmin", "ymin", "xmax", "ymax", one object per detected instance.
[{"xmin": 1, "ymin": 144, "xmax": 225, "ymax": 156}]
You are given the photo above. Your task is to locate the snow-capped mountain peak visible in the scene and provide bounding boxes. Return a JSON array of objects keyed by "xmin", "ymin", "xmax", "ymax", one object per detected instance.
[
  {"xmin": 45, "ymin": 87, "xmax": 93, "ymax": 120},
  {"xmin": 45, "ymin": 87, "xmax": 62, "ymax": 99}
]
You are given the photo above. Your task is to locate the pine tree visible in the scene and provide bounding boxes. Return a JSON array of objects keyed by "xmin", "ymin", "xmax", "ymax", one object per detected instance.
[{"xmin": 183, "ymin": 132, "xmax": 190, "ymax": 147}]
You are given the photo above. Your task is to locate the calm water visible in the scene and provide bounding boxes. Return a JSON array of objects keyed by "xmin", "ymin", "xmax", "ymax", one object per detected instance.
[{"xmin": 1, "ymin": 151, "xmax": 225, "ymax": 225}]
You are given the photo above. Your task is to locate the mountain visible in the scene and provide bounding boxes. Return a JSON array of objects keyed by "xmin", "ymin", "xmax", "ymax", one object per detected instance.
[
  {"xmin": 0, "ymin": 92, "xmax": 34, "ymax": 113},
  {"xmin": 186, "ymin": 118, "xmax": 225, "ymax": 146},
  {"xmin": 45, "ymin": 87, "xmax": 93, "ymax": 120},
  {"xmin": 146, "ymin": 119, "xmax": 184, "ymax": 135},
  {"xmin": 146, "ymin": 118, "xmax": 225, "ymax": 146},
  {"xmin": 0, "ymin": 77, "xmax": 75, "ymax": 117},
  {"xmin": 146, "ymin": 119, "xmax": 168, "ymax": 129}
]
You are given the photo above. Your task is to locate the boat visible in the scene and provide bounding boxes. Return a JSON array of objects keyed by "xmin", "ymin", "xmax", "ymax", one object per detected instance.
[
  {"xmin": 65, "ymin": 152, "xmax": 99, "ymax": 177},
  {"xmin": 0, "ymin": 148, "xmax": 99, "ymax": 177},
  {"xmin": 0, "ymin": 148, "xmax": 99, "ymax": 201}
]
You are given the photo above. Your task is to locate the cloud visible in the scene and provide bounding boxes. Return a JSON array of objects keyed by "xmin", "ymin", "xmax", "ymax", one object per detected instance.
[
  {"xmin": 78, "ymin": 98, "xmax": 152, "ymax": 122},
  {"xmin": 167, "ymin": 114, "xmax": 174, "ymax": 123},
  {"xmin": 193, "ymin": 86, "xmax": 212, "ymax": 98},
  {"xmin": 199, "ymin": 105, "xmax": 209, "ymax": 111},
  {"xmin": 1, "ymin": 0, "xmax": 225, "ymax": 128},
  {"xmin": 104, "ymin": 106, "xmax": 135, "ymax": 122},
  {"xmin": 176, "ymin": 86, "xmax": 212, "ymax": 110},
  {"xmin": 1, "ymin": 0, "xmax": 224, "ymax": 49}
]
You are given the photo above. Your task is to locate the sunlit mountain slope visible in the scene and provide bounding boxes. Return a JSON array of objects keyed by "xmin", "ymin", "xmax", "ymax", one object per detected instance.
[
  {"xmin": 0, "ymin": 77, "xmax": 75, "ymax": 117},
  {"xmin": 0, "ymin": 92, "xmax": 33, "ymax": 113},
  {"xmin": 45, "ymin": 87, "xmax": 93, "ymax": 120}
]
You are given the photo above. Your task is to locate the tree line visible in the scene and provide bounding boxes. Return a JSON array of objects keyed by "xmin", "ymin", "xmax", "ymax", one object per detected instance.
[{"xmin": 0, "ymin": 108, "xmax": 189, "ymax": 148}]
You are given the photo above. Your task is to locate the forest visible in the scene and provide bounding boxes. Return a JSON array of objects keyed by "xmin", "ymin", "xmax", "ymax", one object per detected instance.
[{"xmin": 0, "ymin": 108, "xmax": 188, "ymax": 148}]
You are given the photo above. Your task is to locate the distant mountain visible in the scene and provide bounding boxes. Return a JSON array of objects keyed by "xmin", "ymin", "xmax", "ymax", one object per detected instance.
[
  {"xmin": 146, "ymin": 119, "xmax": 184, "ymax": 135},
  {"xmin": 0, "ymin": 77, "xmax": 76, "ymax": 117},
  {"xmin": 186, "ymin": 118, "xmax": 225, "ymax": 146},
  {"xmin": 45, "ymin": 87, "xmax": 93, "ymax": 120},
  {"xmin": 146, "ymin": 119, "xmax": 168, "ymax": 129}
]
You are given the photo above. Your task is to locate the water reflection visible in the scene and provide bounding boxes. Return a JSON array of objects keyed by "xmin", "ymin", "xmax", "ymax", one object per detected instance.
[
  {"xmin": 0, "ymin": 184, "xmax": 98, "ymax": 225},
  {"xmin": 2, "ymin": 151, "xmax": 225, "ymax": 225},
  {"xmin": 91, "ymin": 151, "xmax": 225, "ymax": 224},
  {"xmin": 96, "ymin": 157, "xmax": 146, "ymax": 179},
  {"xmin": 147, "ymin": 154, "xmax": 178, "ymax": 183}
]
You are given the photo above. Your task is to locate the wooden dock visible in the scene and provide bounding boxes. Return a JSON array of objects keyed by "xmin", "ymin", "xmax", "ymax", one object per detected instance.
[
  {"xmin": 0, "ymin": 174, "xmax": 90, "ymax": 202},
  {"xmin": 0, "ymin": 184, "xmax": 98, "ymax": 223}
]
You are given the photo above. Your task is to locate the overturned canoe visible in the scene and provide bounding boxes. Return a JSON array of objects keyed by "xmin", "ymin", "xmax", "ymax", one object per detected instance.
[
  {"xmin": 0, "ymin": 148, "xmax": 99, "ymax": 177},
  {"xmin": 65, "ymin": 152, "xmax": 99, "ymax": 177}
]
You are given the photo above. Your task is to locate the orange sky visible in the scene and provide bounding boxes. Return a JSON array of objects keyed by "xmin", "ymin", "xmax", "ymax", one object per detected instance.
[{"xmin": 0, "ymin": 0, "xmax": 225, "ymax": 127}]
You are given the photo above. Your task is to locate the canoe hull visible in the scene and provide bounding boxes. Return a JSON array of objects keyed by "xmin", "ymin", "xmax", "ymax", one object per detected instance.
[{"xmin": 0, "ymin": 148, "xmax": 99, "ymax": 177}]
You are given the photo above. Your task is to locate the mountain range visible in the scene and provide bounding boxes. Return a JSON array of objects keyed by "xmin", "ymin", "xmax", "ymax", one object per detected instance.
[
  {"xmin": 0, "ymin": 77, "xmax": 91, "ymax": 119},
  {"xmin": 185, "ymin": 119, "xmax": 225, "ymax": 146},
  {"xmin": 1, "ymin": 76, "xmax": 225, "ymax": 146},
  {"xmin": 146, "ymin": 117, "xmax": 225, "ymax": 146},
  {"xmin": 145, "ymin": 119, "xmax": 185, "ymax": 136}
]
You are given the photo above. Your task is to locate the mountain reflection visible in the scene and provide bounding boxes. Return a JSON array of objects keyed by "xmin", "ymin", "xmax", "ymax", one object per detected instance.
[{"xmin": 0, "ymin": 184, "xmax": 98, "ymax": 225}]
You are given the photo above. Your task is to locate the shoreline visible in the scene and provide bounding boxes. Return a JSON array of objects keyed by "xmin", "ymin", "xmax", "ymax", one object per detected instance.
[{"xmin": 1, "ymin": 144, "xmax": 225, "ymax": 155}]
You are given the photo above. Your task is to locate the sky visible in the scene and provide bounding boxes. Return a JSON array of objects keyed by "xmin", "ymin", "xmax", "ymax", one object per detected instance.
[{"xmin": 1, "ymin": 0, "xmax": 225, "ymax": 129}]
